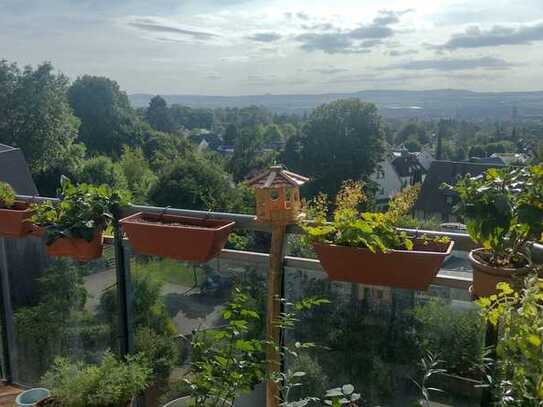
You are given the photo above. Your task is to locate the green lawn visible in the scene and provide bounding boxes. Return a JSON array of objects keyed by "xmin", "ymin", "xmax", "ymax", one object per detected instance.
[{"xmin": 133, "ymin": 258, "xmax": 204, "ymax": 287}]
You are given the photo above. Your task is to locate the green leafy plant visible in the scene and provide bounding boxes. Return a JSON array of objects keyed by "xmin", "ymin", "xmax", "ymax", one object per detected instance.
[
  {"xmin": 31, "ymin": 177, "xmax": 130, "ymax": 244},
  {"xmin": 477, "ymin": 273, "xmax": 543, "ymax": 404},
  {"xmin": 446, "ymin": 165, "xmax": 543, "ymax": 268},
  {"xmin": 412, "ymin": 299, "xmax": 485, "ymax": 379},
  {"xmin": 42, "ymin": 351, "xmax": 152, "ymax": 407},
  {"xmin": 184, "ymin": 288, "xmax": 266, "ymax": 406},
  {"xmin": 411, "ymin": 351, "xmax": 446, "ymax": 407},
  {"xmin": 303, "ymin": 181, "xmax": 420, "ymax": 253},
  {"xmin": 0, "ymin": 181, "xmax": 16, "ymax": 208},
  {"xmin": 323, "ymin": 384, "xmax": 361, "ymax": 406}
]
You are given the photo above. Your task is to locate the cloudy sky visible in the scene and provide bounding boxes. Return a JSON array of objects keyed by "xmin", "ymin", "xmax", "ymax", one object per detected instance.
[{"xmin": 1, "ymin": 0, "xmax": 542, "ymax": 95}]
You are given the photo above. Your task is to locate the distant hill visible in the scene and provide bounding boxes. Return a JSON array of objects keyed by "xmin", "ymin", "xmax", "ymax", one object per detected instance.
[{"xmin": 129, "ymin": 89, "xmax": 543, "ymax": 120}]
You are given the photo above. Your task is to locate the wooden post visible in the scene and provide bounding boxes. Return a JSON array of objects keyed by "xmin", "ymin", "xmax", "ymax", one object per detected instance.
[{"xmin": 266, "ymin": 224, "xmax": 287, "ymax": 407}]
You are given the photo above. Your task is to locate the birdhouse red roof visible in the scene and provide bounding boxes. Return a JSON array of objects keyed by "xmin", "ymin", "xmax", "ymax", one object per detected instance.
[{"xmin": 246, "ymin": 165, "xmax": 309, "ymax": 189}]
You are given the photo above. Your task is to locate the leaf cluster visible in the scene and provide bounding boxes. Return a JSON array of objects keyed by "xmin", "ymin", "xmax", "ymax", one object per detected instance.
[
  {"xmin": 0, "ymin": 181, "xmax": 16, "ymax": 208},
  {"xmin": 31, "ymin": 177, "xmax": 130, "ymax": 244},
  {"xmin": 42, "ymin": 351, "xmax": 152, "ymax": 407},
  {"xmin": 303, "ymin": 181, "xmax": 417, "ymax": 253},
  {"xmin": 446, "ymin": 165, "xmax": 543, "ymax": 266},
  {"xmin": 477, "ymin": 274, "xmax": 543, "ymax": 404},
  {"xmin": 184, "ymin": 289, "xmax": 266, "ymax": 406}
]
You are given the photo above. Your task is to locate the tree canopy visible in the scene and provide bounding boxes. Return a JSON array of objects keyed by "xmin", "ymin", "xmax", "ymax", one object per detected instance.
[
  {"xmin": 283, "ymin": 99, "xmax": 385, "ymax": 198},
  {"xmin": 68, "ymin": 75, "xmax": 142, "ymax": 156}
]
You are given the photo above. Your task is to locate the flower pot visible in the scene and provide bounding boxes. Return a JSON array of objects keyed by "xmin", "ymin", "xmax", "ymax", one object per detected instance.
[
  {"xmin": 16, "ymin": 388, "xmax": 50, "ymax": 407},
  {"xmin": 0, "ymin": 201, "xmax": 33, "ymax": 238},
  {"xmin": 468, "ymin": 248, "xmax": 533, "ymax": 298},
  {"xmin": 120, "ymin": 212, "xmax": 235, "ymax": 263},
  {"xmin": 428, "ymin": 373, "xmax": 483, "ymax": 400},
  {"xmin": 46, "ymin": 229, "xmax": 104, "ymax": 262},
  {"xmin": 312, "ymin": 239, "xmax": 454, "ymax": 290}
]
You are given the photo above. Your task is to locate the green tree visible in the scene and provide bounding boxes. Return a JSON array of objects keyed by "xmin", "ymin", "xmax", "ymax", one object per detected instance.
[
  {"xmin": 77, "ymin": 155, "xmax": 128, "ymax": 189},
  {"xmin": 68, "ymin": 76, "xmax": 142, "ymax": 156},
  {"xmin": 150, "ymin": 154, "xmax": 235, "ymax": 211},
  {"xmin": 284, "ymin": 99, "xmax": 384, "ymax": 198},
  {"xmin": 263, "ymin": 124, "xmax": 284, "ymax": 145},
  {"xmin": 0, "ymin": 61, "xmax": 81, "ymax": 174},
  {"xmin": 405, "ymin": 138, "xmax": 421, "ymax": 153},
  {"xmin": 468, "ymin": 145, "xmax": 486, "ymax": 158},
  {"xmin": 396, "ymin": 122, "xmax": 429, "ymax": 146},
  {"xmin": 228, "ymin": 127, "xmax": 275, "ymax": 182},
  {"xmin": 145, "ymin": 95, "xmax": 175, "ymax": 133},
  {"xmin": 118, "ymin": 146, "xmax": 157, "ymax": 203},
  {"xmin": 223, "ymin": 123, "xmax": 239, "ymax": 145}
]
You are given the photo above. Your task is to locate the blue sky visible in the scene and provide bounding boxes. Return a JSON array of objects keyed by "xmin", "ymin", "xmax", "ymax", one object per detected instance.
[{"xmin": 1, "ymin": 0, "xmax": 542, "ymax": 95}]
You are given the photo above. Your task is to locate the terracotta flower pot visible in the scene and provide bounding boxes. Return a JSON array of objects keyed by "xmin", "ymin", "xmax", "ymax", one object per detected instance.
[
  {"xmin": 120, "ymin": 212, "xmax": 235, "ymax": 263},
  {"xmin": 468, "ymin": 248, "xmax": 533, "ymax": 298},
  {"xmin": 0, "ymin": 201, "xmax": 33, "ymax": 238},
  {"xmin": 313, "ymin": 239, "xmax": 454, "ymax": 290},
  {"xmin": 46, "ymin": 229, "xmax": 104, "ymax": 262}
]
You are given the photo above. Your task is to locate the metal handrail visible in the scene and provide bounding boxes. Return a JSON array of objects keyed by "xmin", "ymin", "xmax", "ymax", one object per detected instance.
[{"xmin": 16, "ymin": 194, "xmax": 543, "ymax": 292}]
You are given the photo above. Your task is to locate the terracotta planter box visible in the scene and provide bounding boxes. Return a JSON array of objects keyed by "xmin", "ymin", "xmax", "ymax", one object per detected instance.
[
  {"xmin": 469, "ymin": 248, "xmax": 533, "ymax": 298},
  {"xmin": 120, "ymin": 212, "xmax": 235, "ymax": 262},
  {"xmin": 46, "ymin": 229, "xmax": 104, "ymax": 262},
  {"xmin": 0, "ymin": 201, "xmax": 33, "ymax": 238},
  {"xmin": 313, "ymin": 239, "xmax": 454, "ymax": 290}
]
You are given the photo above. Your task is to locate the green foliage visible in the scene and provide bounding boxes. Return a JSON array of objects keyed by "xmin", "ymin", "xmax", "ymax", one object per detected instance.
[
  {"xmin": 42, "ymin": 351, "xmax": 152, "ymax": 407},
  {"xmin": 135, "ymin": 327, "xmax": 179, "ymax": 382},
  {"xmin": 68, "ymin": 75, "xmax": 142, "ymax": 156},
  {"xmin": 31, "ymin": 178, "xmax": 130, "ymax": 244},
  {"xmin": 98, "ymin": 269, "xmax": 176, "ymax": 340},
  {"xmin": 477, "ymin": 275, "xmax": 543, "ymax": 404},
  {"xmin": 78, "ymin": 156, "xmax": 128, "ymax": 190},
  {"xmin": 0, "ymin": 181, "xmax": 16, "ymax": 208},
  {"xmin": 0, "ymin": 61, "xmax": 81, "ymax": 173},
  {"xmin": 150, "ymin": 153, "xmax": 251, "ymax": 213},
  {"xmin": 412, "ymin": 351, "xmax": 446, "ymax": 407},
  {"xmin": 413, "ymin": 299, "xmax": 485, "ymax": 378},
  {"xmin": 447, "ymin": 165, "xmax": 543, "ymax": 267},
  {"xmin": 118, "ymin": 146, "xmax": 157, "ymax": 203},
  {"xmin": 284, "ymin": 99, "xmax": 384, "ymax": 199},
  {"xmin": 323, "ymin": 384, "xmax": 361, "ymax": 406},
  {"xmin": 228, "ymin": 126, "xmax": 275, "ymax": 182},
  {"xmin": 185, "ymin": 289, "xmax": 266, "ymax": 406},
  {"xmin": 144, "ymin": 95, "xmax": 175, "ymax": 133},
  {"xmin": 303, "ymin": 181, "xmax": 417, "ymax": 253}
]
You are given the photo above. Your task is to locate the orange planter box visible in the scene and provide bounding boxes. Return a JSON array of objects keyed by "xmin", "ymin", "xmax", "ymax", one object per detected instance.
[
  {"xmin": 46, "ymin": 229, "xmax": 104, "ymax": 262},
  {"xmin": 0, "ymin": 202, "xmax": 33, "ymax": 238},
  {"xmin": 313, "ymin": 239, "xmax": 454, "ymax": 290},
  {"xmin": 120, "ymin": 212, "xmax": 235, "ymax": 263}
]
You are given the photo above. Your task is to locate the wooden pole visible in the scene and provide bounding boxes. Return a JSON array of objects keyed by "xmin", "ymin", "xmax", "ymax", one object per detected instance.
[{"xmin": 266, "ymin": 224, "xmax": 287, "ymax": 407}]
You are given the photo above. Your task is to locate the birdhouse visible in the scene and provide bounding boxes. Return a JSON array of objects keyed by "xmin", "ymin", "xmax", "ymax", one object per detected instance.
[{"xmin": 246, "ymin": 165, "xmax": 309, "ymax": 225}]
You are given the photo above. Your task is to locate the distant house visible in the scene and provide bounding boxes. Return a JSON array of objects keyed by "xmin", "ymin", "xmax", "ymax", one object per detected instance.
[
  {"xmin": 369, "ymin": 160, "xmax": 403, "ymax": 208},
  {"xmin": 391, "ymin": 150, "xmax": 427, "ymax": 187},
  {"xmin": 413, "ymin": 150, "xmax": 434, "ymax": 171},
  {"xmin": 471, "ymin": 153, "xmax": 528, "ymax": 166},
  {"xmin": 0, "ymin": 144, "xmax": 38, "ymax": 195},
  {"xmin": 413, "ymin": 160, "xmax": 504, "ymax": 222}
]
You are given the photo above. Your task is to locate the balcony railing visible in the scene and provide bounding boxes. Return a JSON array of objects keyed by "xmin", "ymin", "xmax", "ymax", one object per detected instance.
[{"xmin": 1, "ymin": 196, "xmax": 541, "ymax": 406}]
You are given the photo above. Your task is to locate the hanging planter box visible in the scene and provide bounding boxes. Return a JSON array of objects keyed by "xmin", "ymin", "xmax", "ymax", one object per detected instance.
[
  {"xmin": 313, "ymin": 238, "xmax": 454, "ymax": 290},
  {"xmin": 44, "ymin": 228, "xmax": 104, "ymax": 262},
  {"xmin": 0, "ymin": 202, "xmax": 33, "ymax": 238},
  {"xmin": 120, "ymin": 212, "xmax": 235, "ymax": 262}
]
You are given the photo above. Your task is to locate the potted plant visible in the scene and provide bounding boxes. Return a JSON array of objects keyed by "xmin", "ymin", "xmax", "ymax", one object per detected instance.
[
  {"xmin": 303, "ymin": 182, "xmax": 453, "ymax": 290},
  {"xmin": 32, "ymin": 178, "xmax": 129, "ymax": 261},
  {"xmin": 447, "ymin": 165, "xmax": 543, "ymax": 297},
  {"xmin": 120, "ymin": 212, "xmax": 235, "ymax": 263},
  {"xmin": 0, "ymin": 181, "xmax": 33, "ymax": 237},
  {"xmin": 477, "ymin": 274, "xmax": 543, "ymax": 404},
  {"xmin": 39, "ymin": 351, "xmax": 152, "ymax": 407}
]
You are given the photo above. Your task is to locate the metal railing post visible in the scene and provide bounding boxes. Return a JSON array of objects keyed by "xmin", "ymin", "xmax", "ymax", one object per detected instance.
[
  {"xmin": 113, "ymin": 225, "xmax": 134, "ymax": 356},
  {"xmin": 0, "ymin": 238, "xmax": 15, "ymax": 383}
]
